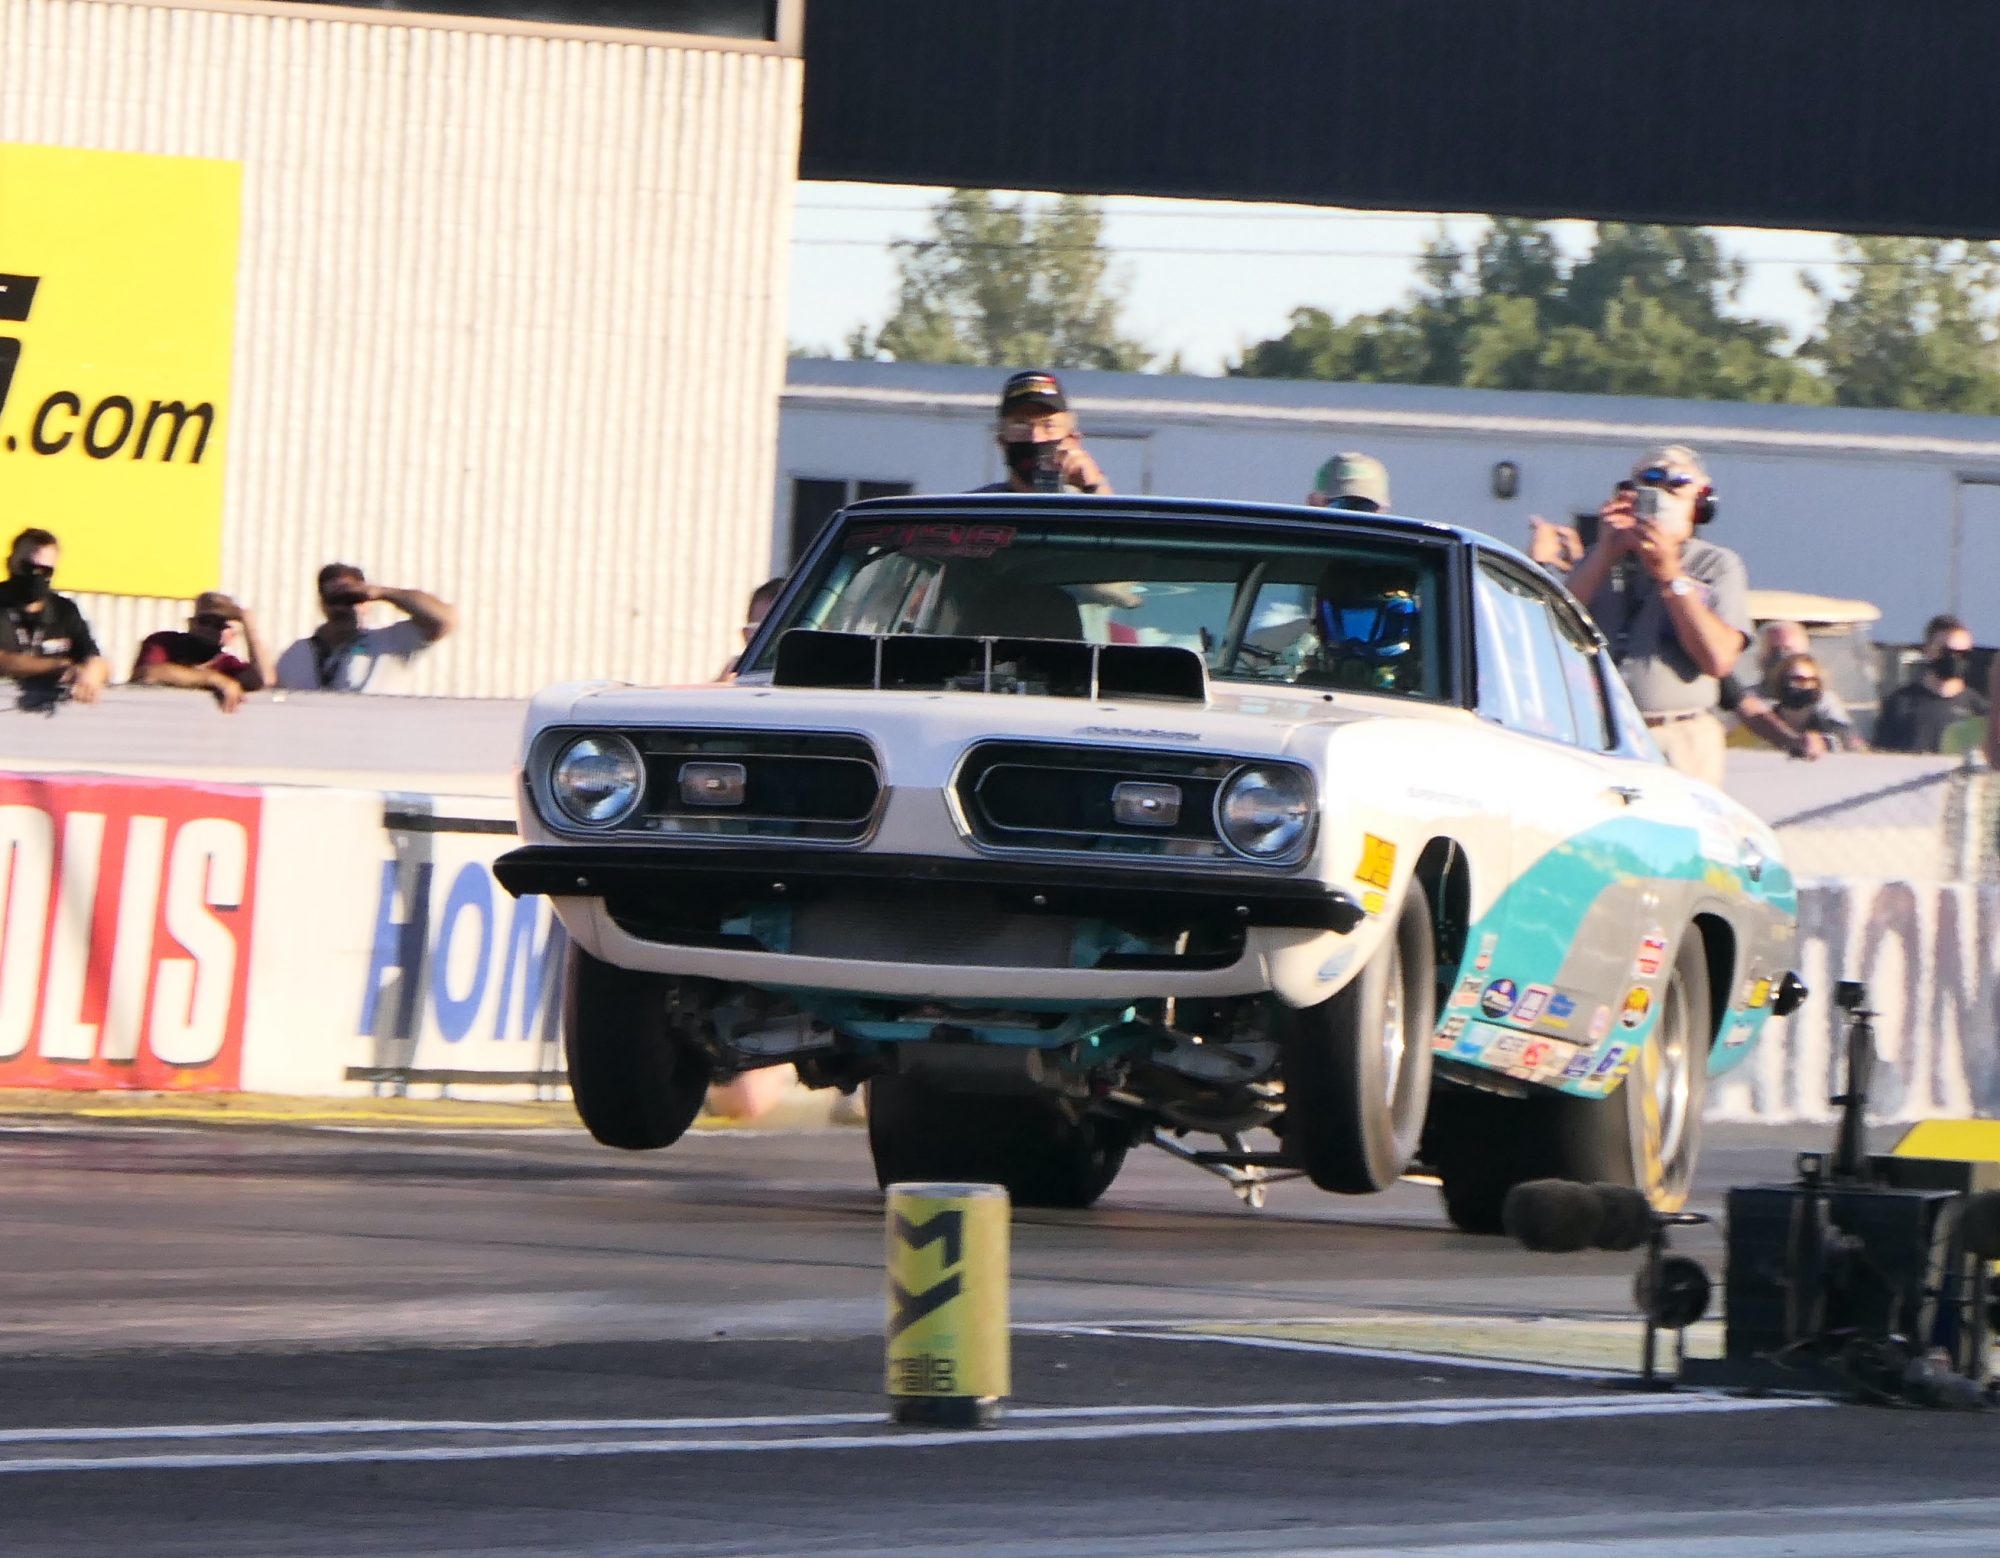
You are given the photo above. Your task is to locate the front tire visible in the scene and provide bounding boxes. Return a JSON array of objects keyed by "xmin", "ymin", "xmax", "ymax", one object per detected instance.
[
  {"xmin": 1282, "ymin": 881, "xmax": 1436, "ymax": 1193},
  {"xmin": 562, "ymin": 947, "xmax": 712, "ymax": 1150},
  {"xmin": 865, "ymin": 1075, "xmax": 1127, "ymax": 1210}
]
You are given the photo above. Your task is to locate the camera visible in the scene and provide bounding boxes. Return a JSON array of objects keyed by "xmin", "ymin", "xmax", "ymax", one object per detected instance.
[{"xmin": 1633, "ymin": 486, "xmax": 1665, "ymax": 522}]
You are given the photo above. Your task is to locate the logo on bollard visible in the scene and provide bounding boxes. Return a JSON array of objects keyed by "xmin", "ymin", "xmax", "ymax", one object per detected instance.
[{"xmin": 889, "ymin": 1207, "xmax": 963, "ymax": 1340}]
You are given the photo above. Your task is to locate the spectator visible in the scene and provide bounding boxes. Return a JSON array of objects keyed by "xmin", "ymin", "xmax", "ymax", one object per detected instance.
[
  {"xmin": 1565, "ymin": 445, "xmax": 1749, "ymax": 786},
  {"xmin": 1527, "ymin": 514, "xmax": 1586, "ymax": 574},
  {"xmin": 1307, "ymin": 453, "xmax": 1390, "ymax": 513},
  {"xmin": 130, "ymin": 592, "xmax": 271, "ymax": 713},
  {"xmin": 1725, "ymin": 620, "xmax": 1858, "ymax": 760},
  {"xmin": 0, "ymin": 527, "xmax": 108, "ymax": 711},
  {"xmin": 720, "ymin": 575, "xmax": 786, "ymax": 679},
  {"xmin": 1874, "ymin": 614, "xmax": 1987, "ymax": 754},
  {"xmin": 1757, "ymin": 652, "xmax": 1864, "ymax": 757},
  {"xmin": 975, "ymin": 371, "xmax": 1113, "ymax": 495},
  {"xmin": 275, "ymin": 562, "xmax": 456, "ymax": 693}
]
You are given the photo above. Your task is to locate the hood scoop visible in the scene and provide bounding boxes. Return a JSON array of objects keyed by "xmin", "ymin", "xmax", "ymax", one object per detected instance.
[{"xmin": 771, "ymin": 630, "xmax": 1208, "ymax": 705}]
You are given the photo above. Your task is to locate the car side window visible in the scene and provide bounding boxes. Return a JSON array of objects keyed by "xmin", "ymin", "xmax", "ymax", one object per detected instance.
[
  {"xmin": 1473, "ymin": 560, "xmax": 1580, "ymax": 746},
  {"xmin": 1548, "ymin": 600, "xmax": 1616, "ymax": 750}
]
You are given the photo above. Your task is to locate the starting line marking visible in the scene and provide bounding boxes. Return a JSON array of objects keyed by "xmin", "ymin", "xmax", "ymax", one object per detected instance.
[
  {"xmin": 1040, "ymin": 1323, "xmax": 1628, "ymax": 1380},
  {"xmin": 0, "ymin": 1394, "xmax": 1639, "ymax": 1447},
  {"xmin": 0, "ymin": 1393, "xmax": 1826, "ymax": 1476}
]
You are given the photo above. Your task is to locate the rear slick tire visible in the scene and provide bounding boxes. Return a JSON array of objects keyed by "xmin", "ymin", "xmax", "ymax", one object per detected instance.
[
  {"xmin": 1431, "ymin": 928, "xmax": 1711, "ymax": 1231},
  {"xmin": 1548, "ymin": 931, "xmax": 1710, "ymax": 1211},
  {"xmin": 562, "ymin": 947, "xmax": 712, "ymax": 1151},
  {"xmin": 865, "ymin": 1075, "xmax": 1127, "ymax": 1210},
  {"xmin": 1282, "ymin": 881, "xmax": 1436, "ymax": 1194}
]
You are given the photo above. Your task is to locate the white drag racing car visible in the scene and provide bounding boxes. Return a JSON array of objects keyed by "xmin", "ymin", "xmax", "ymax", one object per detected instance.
[{"xmin": 497, "ymin": 495, "xmax": 1803, "ymax": 1229}]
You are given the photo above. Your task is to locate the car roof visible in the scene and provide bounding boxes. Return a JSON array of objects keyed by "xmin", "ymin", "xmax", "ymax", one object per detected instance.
[{"xmin": 839, "ymin": 491, "xmax": 1467, "ymax": 544}]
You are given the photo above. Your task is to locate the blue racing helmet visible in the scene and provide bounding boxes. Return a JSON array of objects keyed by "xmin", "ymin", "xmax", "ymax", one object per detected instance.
[{"xmin": 1311, "ymin": 562, "xmax": 1421, "ymax": 689}]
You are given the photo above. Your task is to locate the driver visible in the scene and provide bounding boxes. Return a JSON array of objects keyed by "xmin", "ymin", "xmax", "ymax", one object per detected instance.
[{"xmin": 1246, "ymin": 560, "xmax": 1421, "ymax": 691}]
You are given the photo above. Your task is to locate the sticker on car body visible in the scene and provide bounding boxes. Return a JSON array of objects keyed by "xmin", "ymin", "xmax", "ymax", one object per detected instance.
[
  {"xmin": 1354, "ymin": 835, "xmax": 1397, "ymax": 891},
  {"xmin": 1480, "ymin": 979, "xmax": 1518, "ymax": 1019}
]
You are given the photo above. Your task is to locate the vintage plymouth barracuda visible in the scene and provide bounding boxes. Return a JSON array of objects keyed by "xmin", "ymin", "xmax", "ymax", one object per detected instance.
[{"xmin": 496, "ymin": 494, "xmax": 1803, "ymax": 1230}]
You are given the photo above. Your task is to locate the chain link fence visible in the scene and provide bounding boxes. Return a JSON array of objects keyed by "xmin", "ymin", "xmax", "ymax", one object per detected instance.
[{"xmin": 1727, "ymin": 751, "xmax": 1998, "ymax": 886}]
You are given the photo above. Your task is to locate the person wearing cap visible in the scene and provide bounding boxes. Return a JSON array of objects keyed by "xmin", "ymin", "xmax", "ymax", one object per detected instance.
[
  {"xmin": 1565, "ymin": 444, "xmax": 1750, "ymax": 786},
  {"xmin": 976, "ymin": 370, "xmax": 1113, "ymax": 495},
  {"xmin": 1307, "ymin": 453, "xmax": 1391, "ymax": 512},
  {"xmin": 275, "ymin": 562, "xmax": 457, "ymax": 694},
  {"xmin": 0, "ymin": 527, "xmax": 109, "ymax": 710},
  {"xmin": 130, "ymin": 591, "xmax": 273, "ymax": 713}
]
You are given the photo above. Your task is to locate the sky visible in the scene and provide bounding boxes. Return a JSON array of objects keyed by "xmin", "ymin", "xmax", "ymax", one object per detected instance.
[{"xmin": 788, "ymin": 183, "xmax": 1851, "ymax": 375}]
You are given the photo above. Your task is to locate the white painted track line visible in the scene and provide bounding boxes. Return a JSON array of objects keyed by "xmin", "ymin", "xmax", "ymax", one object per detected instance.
[{"xmin": 0, "ymin": 1393, "xmax": 1825, "ymax": 1476}]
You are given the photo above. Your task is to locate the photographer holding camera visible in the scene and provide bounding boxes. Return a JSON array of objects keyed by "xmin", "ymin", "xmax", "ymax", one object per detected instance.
[
  {"xmin": 0, "ymin": 527, "xmax": 109, "ymax": 712},
  {"xmin": 275, "ymin": 562, "xmax": 457, "ymax": 694},
  {"xmin": 1565, "ymin": 446, "xmax": 1750, "ymax": 786},
  {"xmin": 974, "ymin": 371, "xmax": 1113, "ymax": 495}
]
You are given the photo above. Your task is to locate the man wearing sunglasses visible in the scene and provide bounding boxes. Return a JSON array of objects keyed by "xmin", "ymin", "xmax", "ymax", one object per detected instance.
[
  {"xmin": 274, "ymin": 562, "xmax": 457, "ymax": 694},
  {"xmin": 0, "ymin": 527, "xmax": 109, "ymax": 711},
  {"xmin": 131, "ymin": 592, "xmax": 272, "ymax": 713},
  {"xmin": 1565, "ymin": 445, "xmax": 1750, "ymax": 786}
]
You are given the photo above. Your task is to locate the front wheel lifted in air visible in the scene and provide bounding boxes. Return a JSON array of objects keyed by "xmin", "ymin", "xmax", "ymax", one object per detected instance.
[
  {"xmin": 1281, "ymin": 880, "xmax": 1436, "ymax": 1194},
  {"xmin": 562, "ymin": 947, "xmax": 713, "ymax": 1150}
]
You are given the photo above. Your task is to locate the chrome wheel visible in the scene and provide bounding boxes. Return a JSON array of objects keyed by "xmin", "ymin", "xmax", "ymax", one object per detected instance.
[
  {"xmin": 1653, "ymin": 970, "xmax": 1696, "ymax": 1176},
  {"xmin": 1379, "ymin": 939, "xmax": 1406, "ymax": 1109}
]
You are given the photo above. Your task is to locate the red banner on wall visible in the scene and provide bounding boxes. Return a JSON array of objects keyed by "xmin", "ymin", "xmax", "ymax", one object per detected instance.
[{"xmin": 0, "ymin": 773, "xmax": 261, "ymax": 1090}]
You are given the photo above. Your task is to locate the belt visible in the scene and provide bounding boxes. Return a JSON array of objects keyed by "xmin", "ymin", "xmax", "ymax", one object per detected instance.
[{"xmin": 1643, "ymin": 709, "xmax": 1708, "ymax": 728}]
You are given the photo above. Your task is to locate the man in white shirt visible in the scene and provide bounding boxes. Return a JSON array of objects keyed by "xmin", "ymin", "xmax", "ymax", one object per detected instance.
[{"xmin": 275, "ymin": 562, "xmax": 457, "ymax": 693}]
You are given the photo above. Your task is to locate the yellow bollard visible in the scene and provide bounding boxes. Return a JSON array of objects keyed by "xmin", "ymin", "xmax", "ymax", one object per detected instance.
[{"xmin": 884, "ymin": 1181, "xmax": 1010, "ymax": 1427}]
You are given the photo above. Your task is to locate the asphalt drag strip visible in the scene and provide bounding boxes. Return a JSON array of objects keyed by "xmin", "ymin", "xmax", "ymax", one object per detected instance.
[
  {"xmin": 7, "ymin": 1119, "xmax": 2000, "ymax": 1555},
  {"xmin": 2, "ymin": 1332, "xmax": 1996, "ymax": 1558}
]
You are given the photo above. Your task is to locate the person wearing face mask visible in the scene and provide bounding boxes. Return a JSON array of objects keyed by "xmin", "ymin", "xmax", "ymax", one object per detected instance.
[
  {"xmin": 0, "ymin": 527, "xmax": 109, "ymax": 711},
  {"xmin": 1759, "ymin": 651, "xmax": 1864, "ymax": 756},
  {"xmin": 274, "ymin": 561, "xmax": 457, "ymax": 693},
  {"xmin": 974, "ymin": 371, "xmax": 1112, "ymax": 495},
  {"xmin": 1564, "ymin": 445, "xmax": 1750, "ymax": 786},
  {"xmin": 130, "ymin": 591, "xmax": 272, "ymax": 713},
  {"xmin": 1874, "ymin": 613, "xmax": 1987, "ymax": 753}
]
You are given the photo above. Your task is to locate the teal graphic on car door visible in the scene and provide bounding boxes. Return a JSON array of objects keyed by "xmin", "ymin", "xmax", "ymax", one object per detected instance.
[{"xmin": 1437, "ymin": 559, "xmax": 1689, "ymax": 1089}]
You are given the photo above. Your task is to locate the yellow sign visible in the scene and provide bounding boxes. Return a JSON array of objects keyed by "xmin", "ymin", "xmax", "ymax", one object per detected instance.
[
  {"xmin": 885, "ymin": 1182, "xmax": 1010, "ymax": 1417},
  {"xmin": 0, "ymin": 143, "xmax": 241, "ymax": 599}
]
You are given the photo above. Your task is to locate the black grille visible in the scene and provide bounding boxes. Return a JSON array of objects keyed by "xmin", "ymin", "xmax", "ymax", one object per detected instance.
[
  {"xmin": 956, "ymin": 741, "xmax": 1235, "ymax": 859},
  {"xmin": 633, "ymin": 730, "xmax": 880, "ymax": 842}
]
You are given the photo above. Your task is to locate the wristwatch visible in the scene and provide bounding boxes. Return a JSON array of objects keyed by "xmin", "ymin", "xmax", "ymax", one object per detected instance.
[{"xmin": 1666, "ymin": 576, "xmax": 1696, "ymax": 598}]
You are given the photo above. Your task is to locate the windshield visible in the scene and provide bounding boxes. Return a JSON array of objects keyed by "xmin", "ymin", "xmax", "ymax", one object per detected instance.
[{"xmin": 748, "ymin": 512, "xmax": 1453, "ymax": 700}]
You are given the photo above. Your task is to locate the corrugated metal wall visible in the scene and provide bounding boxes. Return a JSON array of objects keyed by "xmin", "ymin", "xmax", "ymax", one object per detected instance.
[{"xmin": 1, "ymin": 0, "xmax": 801, "ymax": 696}]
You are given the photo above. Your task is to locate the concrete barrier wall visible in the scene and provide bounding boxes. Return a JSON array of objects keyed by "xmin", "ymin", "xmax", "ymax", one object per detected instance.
[{"xmin": 3, "ymin": 769, "xmax": 1995, "ymax": 1122}]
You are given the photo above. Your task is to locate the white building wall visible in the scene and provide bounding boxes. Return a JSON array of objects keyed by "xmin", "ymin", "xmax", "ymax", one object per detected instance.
[
  {"xmin": 779, "ymin": 362, "xmax": 2000, "ymax": 645},
  {"xmin": 2, "ymin": 0, "xmax": 800, "ymax": 695}
]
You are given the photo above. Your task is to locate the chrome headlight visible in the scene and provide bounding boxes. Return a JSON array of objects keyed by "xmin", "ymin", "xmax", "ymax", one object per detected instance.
[
  {"xmin": 1215, "ymin": 764, "xmax": 1314, "ymax": 862},
  {"xmin": 549, "ymin": 734, "xmax": 644, "ymax": 827}
]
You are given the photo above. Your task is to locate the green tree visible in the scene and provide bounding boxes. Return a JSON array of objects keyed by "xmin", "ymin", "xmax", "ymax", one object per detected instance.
[
  {"xmin": 849, "ymin": 190, "xmax": 1152, "ymax": 370},
  {"xmin": 1233, "ymin": 219, "xmax": 1827, "ymax": 404},
  {"xmin": 1801, "ymin": 237, "xmax": 2000, "ymax": 413}
]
